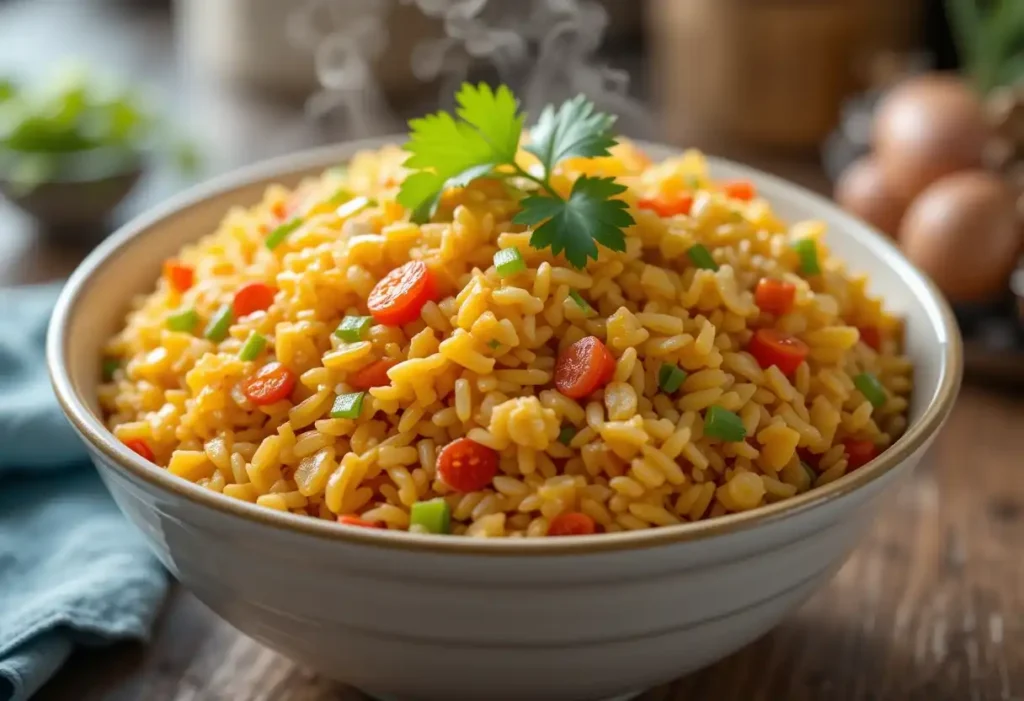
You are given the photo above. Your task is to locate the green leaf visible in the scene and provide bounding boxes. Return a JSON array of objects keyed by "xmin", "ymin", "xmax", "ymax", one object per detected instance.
[
  {"xmin": 525, "ymin": 94, "xmax": 617, "ymax": 172},
  {"xmin": 398, "ymin": 82, "xmax": 525, "ymax": 222},
  {"xmin": 996, "ymin": 51, "xmax": 1024, "ymax": 86},
  {"xmin": 946, "ymin": 0, "xmax": 983, "ymax": 68},
  {"xmin": 0, "ymin": 79, "xmax": 16, "ymax": 104},
  {"xmin": 454, "ymin": 82, "xmax": 522, "ymax": 162},
  {"xmin": 514, "ymin": 175, "xmax": 633, "ymax": 268}
]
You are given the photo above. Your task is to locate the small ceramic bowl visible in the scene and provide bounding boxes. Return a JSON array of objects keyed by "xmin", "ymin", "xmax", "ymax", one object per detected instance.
[
  {"xmin": 47, "ymin": 139, "xmax": 961, "ymax": 701},
  {"xmin": 0, "ymin": 144, "xmax": 143, "ymax": 234}
]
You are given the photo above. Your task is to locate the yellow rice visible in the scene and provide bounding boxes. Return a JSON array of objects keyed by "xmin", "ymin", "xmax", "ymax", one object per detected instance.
[{"xmin": 99, "ymin": 142, "xmax": 912, "ymax": 537}]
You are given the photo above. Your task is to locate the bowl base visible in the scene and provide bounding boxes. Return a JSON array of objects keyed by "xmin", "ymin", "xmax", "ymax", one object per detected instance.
[{"xmin": 362, "ymin": 690, "xmax": 645, "ymax": 701}]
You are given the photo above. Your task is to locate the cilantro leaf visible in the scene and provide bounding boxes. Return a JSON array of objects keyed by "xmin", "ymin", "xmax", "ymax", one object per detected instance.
[
  {"xmin": 455, "ymin": 83, "xmax": 523, "ymax": 162},
  {"xmin": 514, "ymin": 176, "xmax": 633, "ymax": 268},
  {"xmin": 398, "ymin": 83, "xmax": 524, "ymax": 222},
  {"xmin": 525, "ymin": 94, "xmax": 617, "ymax": 172}
]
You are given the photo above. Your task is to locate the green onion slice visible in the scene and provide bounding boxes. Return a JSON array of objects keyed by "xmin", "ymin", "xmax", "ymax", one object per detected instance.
[
  {"xmin": 567, "ymin": 289, "xmax": 592, "ymax": 314},
  {"xmin": 336, "ymin": 195, "xmax": 371, "ymax": 219},
  {"xmin": 238, "ymin": 332, "xmax": 267, "ymax": 361},
  {"xmin": 558, "ymin": 425, "xmax": 577, "ymax": 446},
  {"xmin": 801, "ymin": 460, "xmax": 817, "ymax": 485},
  {"xmin": 334, "ymin": 315, "xmax": 372, "ymax": 342},
  {"xmin": 166, "ymin": 308, "xmax": 199, "ymax": 333},
  {"xmin": 101, "ymin": 358, "xmax": 120, "ymax": 381},
  {"xmin": 494, "ymin": 247, "xmax": 526, "ymax": 277},
  {"xmin": 265, "ymin": 218, "xmax": 303, "ymax": 250},
  {"xmin": 410, "ymin": 498, "xmax": 451, "ymax": 534},
  {"xmin": 793, "ymin": 238, "xmax": 821, "ymax": 275},
  {"xmin": 325, "ymin": 188, "xmax": 353, "ymax": 206},
  {"xmin": 657, "ymin": 363, "xmax": 688, "ymax": 394},
  {"xmin": 687, "ymin": 244, "xmax": 718, "ymax": 271},
  {"xmin": 704, "ymin": 406, "xmax": 746, "ymax": 442},
  {"xmin": 330, "ymin": 391, "xmax": 366, "ymax": 419},
  {"xmin": 853, "ymin": 372, "xmax": 886, "ymax": 409},
  {"xmin": 488, "ymin": 339, "xmax": 501, "ymax": 349},
  {"xmin": 203, "ymin": 303, "xmax": 234, "ymax": 342}
]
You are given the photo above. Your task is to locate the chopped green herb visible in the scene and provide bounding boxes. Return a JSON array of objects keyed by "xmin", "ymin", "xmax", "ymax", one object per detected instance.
[
  {"xmin": 166, "ymin": 308, "xmax": 199, "ymax": 333},
  {"xmin": 409, "ymin": 498, "xmax": 451, "ymax": 534},
  {"xmin": 334, "ymin": 315, "xmax": 372, "ymax": 342},
  {"xmin": 101, "ymin": 358, "xmax": 120, "ymax": 381},
  {"xmin": 397, "ymin": 83, "xmax": 633, "ymax": 268},
  {"xmin": 687, "ymin": 244, "xmax": 718, "ymax": 271},
  {"xmin": 854, "ymin": 372, "xmax": 887, "ymax": 409},
  {"xmin": 686, "ymin": 174, "xmax": 701, "ymax": 189},
  {"xmin": 238, "ymin": 332, "xmax": 267, "ymax": 361},
  {"xmin": 265, "ymin": 218, "xmax": 302, "ymax": 250},
  {"xmin": 325, "ymin": 187, "xmax": 353, "ymax": 206},
  {"xmin": 336, "ymin": 195, "xmax": 371, "ymax": 219},
  {"xmin": 801, "ymin": 460, "xmax": 817, "ymax": 486},
  {"xmin": 657, "ymin": 363, "xmax": 688, "ymax": 393},
  {"xmin": 793, "ymin": 238, "xmax": 821, "ymax": 275},
  {"xmin": 203, "ymin": 303, "xmax": 233, "ymax": 342},
  {"xmin": 330, "ymin": 391, "xmax": 365, "ymax": 419},
  {"xmin": 558, "ymin": 425, "xmax": 577, "ymax": 446},
  {"xmin": 488, "ymin": 339, "xmax": 501, "ymax": 349},
  {"xmin": 494, "ymin": 247, "xmax": 526, "ymax": 277},
  {"xmin": 704, "ymin": 406, "xmax": 746, "ymax": 442},
  {"xmin": 567, "ymin": 289, "xmax": 592, "ymax": 314}
]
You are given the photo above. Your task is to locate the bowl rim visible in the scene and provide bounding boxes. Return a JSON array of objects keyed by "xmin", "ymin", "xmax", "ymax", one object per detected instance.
[{"xmin": 47, "ymin": 136, "xmax": 963, "ymax": 556}]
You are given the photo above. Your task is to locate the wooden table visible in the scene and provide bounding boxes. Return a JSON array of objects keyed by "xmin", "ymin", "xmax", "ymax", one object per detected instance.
[{"xmin": 4, "ymin": 1, "xmax": 1023, "ymax": 699}]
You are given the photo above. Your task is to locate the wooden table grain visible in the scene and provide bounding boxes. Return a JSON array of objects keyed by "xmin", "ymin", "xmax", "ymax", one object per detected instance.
[{"xmin": 3, "ymin": 2, "xmax": 1023, "ymax": 700}]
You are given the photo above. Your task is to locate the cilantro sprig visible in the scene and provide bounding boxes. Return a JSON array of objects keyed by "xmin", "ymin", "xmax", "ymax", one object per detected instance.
[{"xmin": 397, "ymin": 83, "xmax": 634, "ymax": 268}]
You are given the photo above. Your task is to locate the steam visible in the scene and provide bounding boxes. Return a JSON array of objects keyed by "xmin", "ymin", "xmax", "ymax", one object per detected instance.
[
  {"xmin": 286, "ymin": 0, "xmax": 401, "ymax": 136},
  {"xmin": 289, "ymin": 0, "xmax": 652, "ymax": 138}
]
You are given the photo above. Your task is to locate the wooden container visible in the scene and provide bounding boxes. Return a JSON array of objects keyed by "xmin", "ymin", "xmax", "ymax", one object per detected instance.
[{"xmin": 648, "ymin": 0, "xmax": 922, "ymax": 153}]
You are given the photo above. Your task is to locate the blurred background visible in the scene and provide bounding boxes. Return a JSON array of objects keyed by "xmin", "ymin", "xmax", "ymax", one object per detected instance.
[{"xmin": 0, "ymin": 0, "xmax": 1021, "ymax": 379}]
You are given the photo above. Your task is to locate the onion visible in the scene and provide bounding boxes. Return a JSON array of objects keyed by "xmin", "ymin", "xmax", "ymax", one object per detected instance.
[
  {"xmin": 899, "ymin": 171, "xmax": 1020, "ymax": 302},
  {"xmin": 873, "ymin": 74, "xmax": 991, "ymax": 200},
  {"xmin": 834, "ymin": 156, "xmax": 907, "ymax": 238}
]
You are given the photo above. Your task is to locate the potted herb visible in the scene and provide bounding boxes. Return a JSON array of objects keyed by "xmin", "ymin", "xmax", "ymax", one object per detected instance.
[{"xmin": 0, "ymin": 68, "xmax": 197, "ymax": 234}]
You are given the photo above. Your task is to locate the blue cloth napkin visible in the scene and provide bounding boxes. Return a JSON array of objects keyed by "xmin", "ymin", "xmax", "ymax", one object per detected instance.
[{"xmin": 0, "ymin": 284, "xmax": 168, "ymax": 701}]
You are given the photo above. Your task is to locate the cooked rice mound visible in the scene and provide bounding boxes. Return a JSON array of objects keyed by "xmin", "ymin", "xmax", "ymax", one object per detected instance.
[{"xmin": 100, "ymin": 142, "xmax": 912, "ymax": 537}]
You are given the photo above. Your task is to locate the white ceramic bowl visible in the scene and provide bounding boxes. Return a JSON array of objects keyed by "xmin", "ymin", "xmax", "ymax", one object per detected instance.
[{"xmin": 48, "ymin": 139, "xmax": 962, "ymax": 701}]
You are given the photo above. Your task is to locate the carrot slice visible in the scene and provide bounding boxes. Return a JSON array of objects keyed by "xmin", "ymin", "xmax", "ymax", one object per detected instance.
[
  {"xmin": 349, "ymin": 358, "xmax": 399, "ymax": 390},
  {"xmin": 843, "ymin": 439, "xmax": 877, "ymax": 470},
  {"xmin": 555, "ymin": 336, "xmax": 616, "ymax": 399},
  {"xmin": 233, "ymin": 282, "xmax": 277, "ymax": 317},
  {"xmin": 242, "ymin": 362, "xmax": 296, "ymax": 405},
  {"xmin": 638, "ymin": 193, "xmax": 693, "ymax": 217},
  {"xmin": 437, "ymin": 438, "xmax": 498, "ymax": 493},
  {"xmin": 858, "ymin": 325, "xmax": 882, "ymax": 352},
  {"xmin": 722, "ymin": 179, "xmax": 756, "ymax": 201},
  {"xmin": 338, "ymin": 515, "xmax": 385, "ymax": 529},
  {"xmin": 548, "ymin": 512, "xmax": 597, "ymax": 536},
  {"xmin": 754, "ymin": 278, "xmax": 796, "ymax": 316},
  {"xmin": 163, "ymin": 260, "xmax": 194, "ymax": 293},
  {"xmin": 748, "ymin": 328, "xmax": 809, "ymax": 376},
  {"xmin": 367, "ymin": 261, "xmax": 438, "ymax": 326},
  {"xmin": 123, "ymin": 439, "xmax": 154, "ymax": 462}
]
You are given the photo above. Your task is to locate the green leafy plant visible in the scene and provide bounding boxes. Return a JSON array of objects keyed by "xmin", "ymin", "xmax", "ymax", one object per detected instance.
[
  {"xmin": 0, "ymin": 67, "xmax": 199, "ymax": 192},
  {"xmin": 397, "ymin": 83, "xmax": 634, "ymax": 268},
  {"xmin": 947, "ymin": 0, "xmax": 1024, "ymax": 92}
]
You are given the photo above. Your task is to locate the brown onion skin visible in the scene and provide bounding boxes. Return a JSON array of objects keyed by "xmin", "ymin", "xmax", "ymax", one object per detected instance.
[
  {"xmin": 899, "ymin": 170, "xmax": 1020, "ymax": 302},
  {"xmin": 873, "ymin": 74, "xmax": 991, "ymax": 200},
  {"xmin": 834, "ymin": 156, "xmax": 907, "ymax": 239}
]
